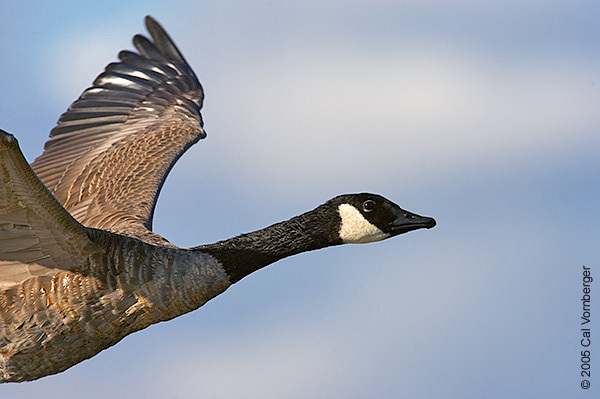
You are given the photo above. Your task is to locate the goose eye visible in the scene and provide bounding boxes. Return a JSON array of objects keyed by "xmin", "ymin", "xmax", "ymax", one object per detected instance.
[{"xmin": 362, "ymin": 200, "xmax": 376, "ymax": 212}]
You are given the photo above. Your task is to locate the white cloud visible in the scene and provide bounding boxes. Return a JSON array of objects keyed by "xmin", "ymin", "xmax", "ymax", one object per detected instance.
[
  {"xmin": 41, "ymin": 14, "xmax": 599, "ymax": 197},
  {"xmin": 208, "ymin": 42, "xmax": 598, "ymax": 189}
]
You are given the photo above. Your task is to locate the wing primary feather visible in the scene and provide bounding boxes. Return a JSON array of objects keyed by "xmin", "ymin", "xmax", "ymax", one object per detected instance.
[
  {"xmin": 144, "ymin": 15, "xmax": 187, "ymax": 65},
  {"xmin": 133, "ymin": 35, "xmax": 168, "ymax": 64},
  {"xmin": 29, "ymin": 17, "xmax": 206, "ymax": 244}
]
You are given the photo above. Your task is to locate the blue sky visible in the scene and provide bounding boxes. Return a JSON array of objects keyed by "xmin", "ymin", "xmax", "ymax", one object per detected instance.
[{"xmin": 1, "ymin": 1, "xmax": 599, "ymax": 397}]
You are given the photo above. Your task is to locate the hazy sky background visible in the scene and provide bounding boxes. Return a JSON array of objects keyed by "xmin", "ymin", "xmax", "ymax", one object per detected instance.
[{"xmin": 1, "ymin": 1, "xmax": 599, "ymax": 398}]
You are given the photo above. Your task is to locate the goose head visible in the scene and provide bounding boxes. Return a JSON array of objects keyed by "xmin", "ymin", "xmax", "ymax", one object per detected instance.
[
  {"xmin": 330, "ymin": 193, "xmax": 436, "ymax": 244},
  {"xmin": 199, "ymin": 192, "xmax": 435, "ymax": 283}
]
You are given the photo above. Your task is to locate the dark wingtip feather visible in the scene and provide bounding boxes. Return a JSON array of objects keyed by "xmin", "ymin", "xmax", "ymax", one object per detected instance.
[
  {"xmin": 133, "ymin": 34, "xmax": 167, "ymax": 63},
  {"xmin": 144, "ymin": 15, "xmax": 187, "ymax": 64}
]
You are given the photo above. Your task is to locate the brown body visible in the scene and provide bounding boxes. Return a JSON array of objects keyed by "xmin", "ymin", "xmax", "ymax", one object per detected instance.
[
  {"xmin": 0, "ymin": 131, "xmax": 230, "ymax": 381},
  {"xmin": 0, "ymin": 17, "xmax": 228, "ymax": 381}
]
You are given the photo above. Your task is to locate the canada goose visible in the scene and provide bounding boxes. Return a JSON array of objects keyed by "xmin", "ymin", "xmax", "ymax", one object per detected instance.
[{"xmin": 0, "ymin": 16, "xmax": 436, "ymax": 383}]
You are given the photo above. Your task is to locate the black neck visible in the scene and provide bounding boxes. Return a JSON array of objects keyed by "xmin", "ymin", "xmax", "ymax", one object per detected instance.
[{"xmin": 195, "ymin": 204, "xmax": 342, "ymax": 283}]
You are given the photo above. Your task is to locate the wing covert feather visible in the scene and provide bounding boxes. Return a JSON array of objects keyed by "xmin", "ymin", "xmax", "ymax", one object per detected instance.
[
  {"xmin": 0, "ymin": 131, "xmax": 99, "ymax": 290},
  {"xmin": 30, "ymin": 16, "xmax": 205, "ymax": 241}
]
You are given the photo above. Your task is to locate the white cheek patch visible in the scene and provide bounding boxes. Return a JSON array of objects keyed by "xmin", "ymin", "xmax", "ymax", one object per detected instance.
[{"xmin": 338, "ymin": 204, "xmax": 390, "ymax": 244}]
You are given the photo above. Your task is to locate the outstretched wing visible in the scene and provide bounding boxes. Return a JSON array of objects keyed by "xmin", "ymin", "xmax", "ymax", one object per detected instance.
[
  {"xmin": 31, "ymin": 16, "xmax": 205, "ymax": 244},
  {"xmin": 0, "ymin": 130, "xmax": 99, "ymax": 290}
]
